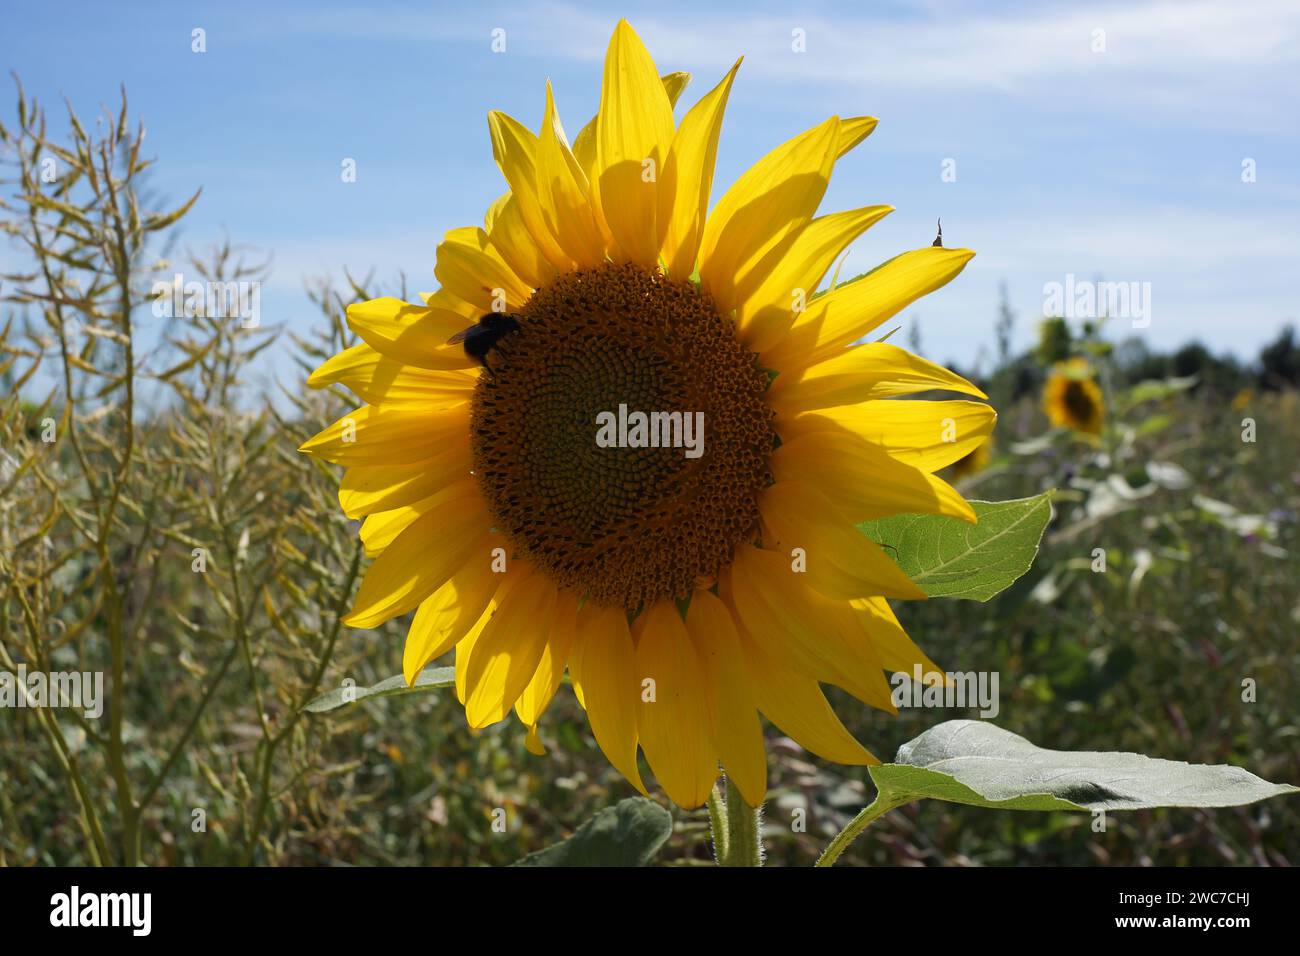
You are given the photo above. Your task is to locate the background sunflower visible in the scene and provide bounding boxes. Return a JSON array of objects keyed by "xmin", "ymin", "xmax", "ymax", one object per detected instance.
[{"xmin": 1043, "ymin": 357, "xmax": 1105, "ymax": 435}]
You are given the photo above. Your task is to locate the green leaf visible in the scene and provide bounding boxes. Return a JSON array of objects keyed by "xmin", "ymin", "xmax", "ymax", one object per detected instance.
[
  {"xmin": 512, "ymin": 797, "xmax": 673, "ymax": 867},
  {"xmin": 302, "ymin": 666, "xmax": 455, "ymax": 714},
  {"xmin": 817, "ymin": 720, "xmax": 1298, "ymax": 865},
  {"xmin": 1118, "ymin": 374, "xmax": 1198, "ymax": 413},
  {"xmin": 859, "ymin": 493, "xmax": 1053, "ymax": 601},
  {"xmin": 875, "ymin": 720, "xmax": 1298, "ymax": 812}
]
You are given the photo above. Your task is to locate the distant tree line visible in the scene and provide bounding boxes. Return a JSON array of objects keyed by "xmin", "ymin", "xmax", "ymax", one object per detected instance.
[{"xmin": 962, "ymin": 288, "xmax": 1300, "ymax": 402}]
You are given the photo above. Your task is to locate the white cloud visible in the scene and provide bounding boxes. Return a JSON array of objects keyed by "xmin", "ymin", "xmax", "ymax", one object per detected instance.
[
  {"xmin": 272, "ymin": 0, "xmax": 1300, "ymax": 129},
  {"xmin": 630, "ymin": 0, "xmax": 1300, "ymax": 129}
]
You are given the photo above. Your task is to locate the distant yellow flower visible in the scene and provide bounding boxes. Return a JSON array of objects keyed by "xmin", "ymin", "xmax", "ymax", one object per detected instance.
[
  {"xmin": 1231, "ymin": 388, "xmax": 1253, "ymax": 412},
  {"xmin": 300, "ymin": 21, "xmax": 991, "ymax": 809},
  {"xmin": 1044, "ymin": 359, "xmax": 1104, "ymax": 435}
]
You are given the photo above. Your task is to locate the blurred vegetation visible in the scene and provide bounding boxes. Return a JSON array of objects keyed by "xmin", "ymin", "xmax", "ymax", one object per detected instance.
[{"xmin": 2, "ymin": 83, "xmax": 1295, "ymax": 867}]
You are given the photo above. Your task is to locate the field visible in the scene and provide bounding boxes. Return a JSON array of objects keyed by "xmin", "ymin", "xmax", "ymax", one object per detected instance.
[{"xmin": 2, "ymin": 85, "xmax": 1297, "ymax": 869}]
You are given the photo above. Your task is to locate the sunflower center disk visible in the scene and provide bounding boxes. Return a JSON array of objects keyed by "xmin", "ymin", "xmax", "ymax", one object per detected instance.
[
  {"xmin": 1063, "ymin": 381, "xmax": 1096, "ymax": 422},
  {"xmin": 469, "ymin": 263, "xmax": 776, "ymax": 612}
]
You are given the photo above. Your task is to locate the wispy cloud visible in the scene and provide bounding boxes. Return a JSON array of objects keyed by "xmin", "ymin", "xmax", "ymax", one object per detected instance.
[{"xmin": 272, "ymin": 0, "xmax": 1300, "ymax": 129}]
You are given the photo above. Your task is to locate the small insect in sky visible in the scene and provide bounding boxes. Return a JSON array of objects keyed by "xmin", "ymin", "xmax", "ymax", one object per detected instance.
[
  {"xmin": 932, "ymin": 218, "xmax": 943, "ymax": 248},
  {"xmin": 447, "ymin": 312, "xmax": 522, "ymax": 375}
]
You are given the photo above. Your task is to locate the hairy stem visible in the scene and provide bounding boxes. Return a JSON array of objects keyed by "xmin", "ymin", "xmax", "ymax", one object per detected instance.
[
  {"xmin": 815, "ymin": 795, "xmax": 909, "ymax": 867},
  {"xmin": 719, "ymin": 776, "xmax": 762, "ymax": 867},
  {"xmin": 706, "ymin": 783, "xmax": 728, "ymax": 863}
]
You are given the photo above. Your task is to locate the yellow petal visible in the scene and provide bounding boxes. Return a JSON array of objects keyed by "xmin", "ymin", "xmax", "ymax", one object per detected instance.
[
  {"xmin": 455, "ymin": 563, "xmax": 533, "ymax": 703},
  {"xmin": 634, "ymin": 601, "xmax": 718, "ymax": 809},
  {"xmin": 360, "ymin": 494, "xmax": 438, "ymax": 556},
  {"xmin": 593, "ymin": 19, "xmax": 675, "ymax": 268},
  {"xmin": 758, "ymin": 482, "xmax": 928, "ymax": 600},
  {"xmin": 848, "ymin": 596, "xmax": 945, "ymax": 677},
  {"xmin": 344, "ymin": 488, "xmax": 491, "ymax": 629},
  {"xmin": 771, "ymin": 427, "xmax": 975, "ymax": 523},
  {"xmin": 734, "ymin": 204, "xmax": 893, "ymax": 352},
  {"xmin": 573, "ymin": 71, "xmax": 697, "ymax": 174},
  {"xmin": 308, "ymin": 343, "xmax": 476, "ymax": 407},
  {"xmin": 698, "ymin": 116, "xmax": 840, "ymax": 312},
  {"xmin": 603, "ymin": 105, "xmax": 873, "ymax": 286},
  {"xmin": 657, "ymin": 59, "xmax": 741, "ymax": 280},
  {"xmin": 569, "ymin": 602, "xmax": 647, "ymax": 794},
  {"xmin": 731, "ymin": 610, "xmax": 877, "ymax": 765},
  {"xmin": 811, "ymin": 595, "xmax": 899, "ymax": 713},
  {"xmin": 485, "ymin": 192, "xmax": 557, "ymax": 289},
  {"xmin": 780, "ymin": 400, "xmax": 997, "ymax": 474},
  {"xmin": 770, "ymin": 342, "xmax": 987, "ymax": 415},
  {"xmin": 685, "ymin": 590, "xmax": 767, "ymax": 807},
  {"xmin": 483, "ymin": 191, "xmax": 508, "ymax": 232},
  {"xmin": 435, "ymin": 226, "xmax": 533, "ymax": 314},
  {"xmin": 338, "ymin": 444, "xmax": 472, "ymax": 519},
  {"xmin": 726, "ymin": 544, "xmax": 897, "ymax": 709},
  {"xmin": 298, "ymin": 404, "xmax": 470, "ymax": 466},
  {"xmin": 345, "ymin": 297, "xmax": 475, "ymax": 371},
  {"xmin": 423, "ymin": 287, "xmax": 479, "ymax": 316},
  {"xmin": 835, "ymin": 116, "xmax": 878, "ymax": 158},
  {"xmin": 464, "ymin": 572, "xmax": 557, "ymax": 729},
  {"xmin": 765, "ymin": 247, "xmax": 976, "ymax": 371},
  {"xmin": 536, "ymin": 81, "xmax": 606, "ymax": 267},
  {"xmin": 487, "ymin": 110, "xmax": 576, "ymax": 271},
  {"xmin": 725, "ymin": 544, "xmax": 830, "ymax": 680},
  {"xmin": 661, "ymin": 71, "xmax": 692, "ymax": 108},
  {"xmin": 402, "ymin": 536, "xmax": 502, "ymax": 683},
  {"xmin": 524, "ymin": 724, "xmax": 547, "ymax": 755},
  {"xmin": 455, "ymin": 636, "xmax": 475, "ymax": 705},
  {"xmin": 515, "ymin": 589, "xmax": 580, "ymax": 727}
]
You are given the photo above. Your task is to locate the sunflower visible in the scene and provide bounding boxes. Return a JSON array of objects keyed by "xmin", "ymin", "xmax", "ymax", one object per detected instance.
[
  {"xmin": 300, "ymin": 20, "xmax": 993, "ymax": 809},
  {"xmin": 1043, "ymin": 358, "xmax": 1104, "ymax": 435}
]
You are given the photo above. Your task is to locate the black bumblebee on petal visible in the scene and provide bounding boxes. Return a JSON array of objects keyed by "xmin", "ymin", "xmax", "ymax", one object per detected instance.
[{"xmin": 448, "ymin": 312, "xmax": 522, "ymax": 374}]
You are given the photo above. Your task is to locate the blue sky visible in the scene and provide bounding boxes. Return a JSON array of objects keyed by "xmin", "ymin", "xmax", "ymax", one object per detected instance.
[{"xmin": 5, "ymin": 0, "xmax": 1299, "ymax": 384}]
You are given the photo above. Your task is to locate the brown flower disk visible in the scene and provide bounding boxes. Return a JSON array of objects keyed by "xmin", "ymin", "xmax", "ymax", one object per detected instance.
[
  {"xmin": 469, "ymin": 263, "xmax": 776, "ymax": 611},
  {"xmin": 1063, "ymin": 380, "xmax": 1098, "ymax": 425}
]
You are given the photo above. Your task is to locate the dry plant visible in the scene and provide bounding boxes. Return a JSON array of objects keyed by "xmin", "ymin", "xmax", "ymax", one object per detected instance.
[{"xmin": 0, "ymin": 80, "xmax": 378, "ymax": 865}]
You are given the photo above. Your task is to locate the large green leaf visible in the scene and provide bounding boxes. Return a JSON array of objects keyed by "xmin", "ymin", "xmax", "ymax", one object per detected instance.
[
  {"xmin": 302, "ymin": 666, "xmax": 455, "ymax": 714},
  {"xmin": 859, "ymin": 493, "xmax": 1053, "ymax": 601},
  {"xmin": 818, "ymin": 720, "xmax": 1297, "ymax": 865},
  {"xmin": 877, "ymin": 720, "xmax": 1298, "ymax": 811},
  {"xmin": 512, "ymin": 797, "xmax": 673, "ymax": 867}
]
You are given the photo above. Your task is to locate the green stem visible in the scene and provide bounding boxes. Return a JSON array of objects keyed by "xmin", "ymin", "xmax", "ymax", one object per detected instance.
[
  {"xmin": 720, "ymin": 776, "xmax": 762, "ymax": 867},
  {"xmin": 815, "ymin": 795, "xmax": 908, "ymax": 867},
  {"xmin": 706, "ymin": 784, "xmax": 728, "ymax": 862}
]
